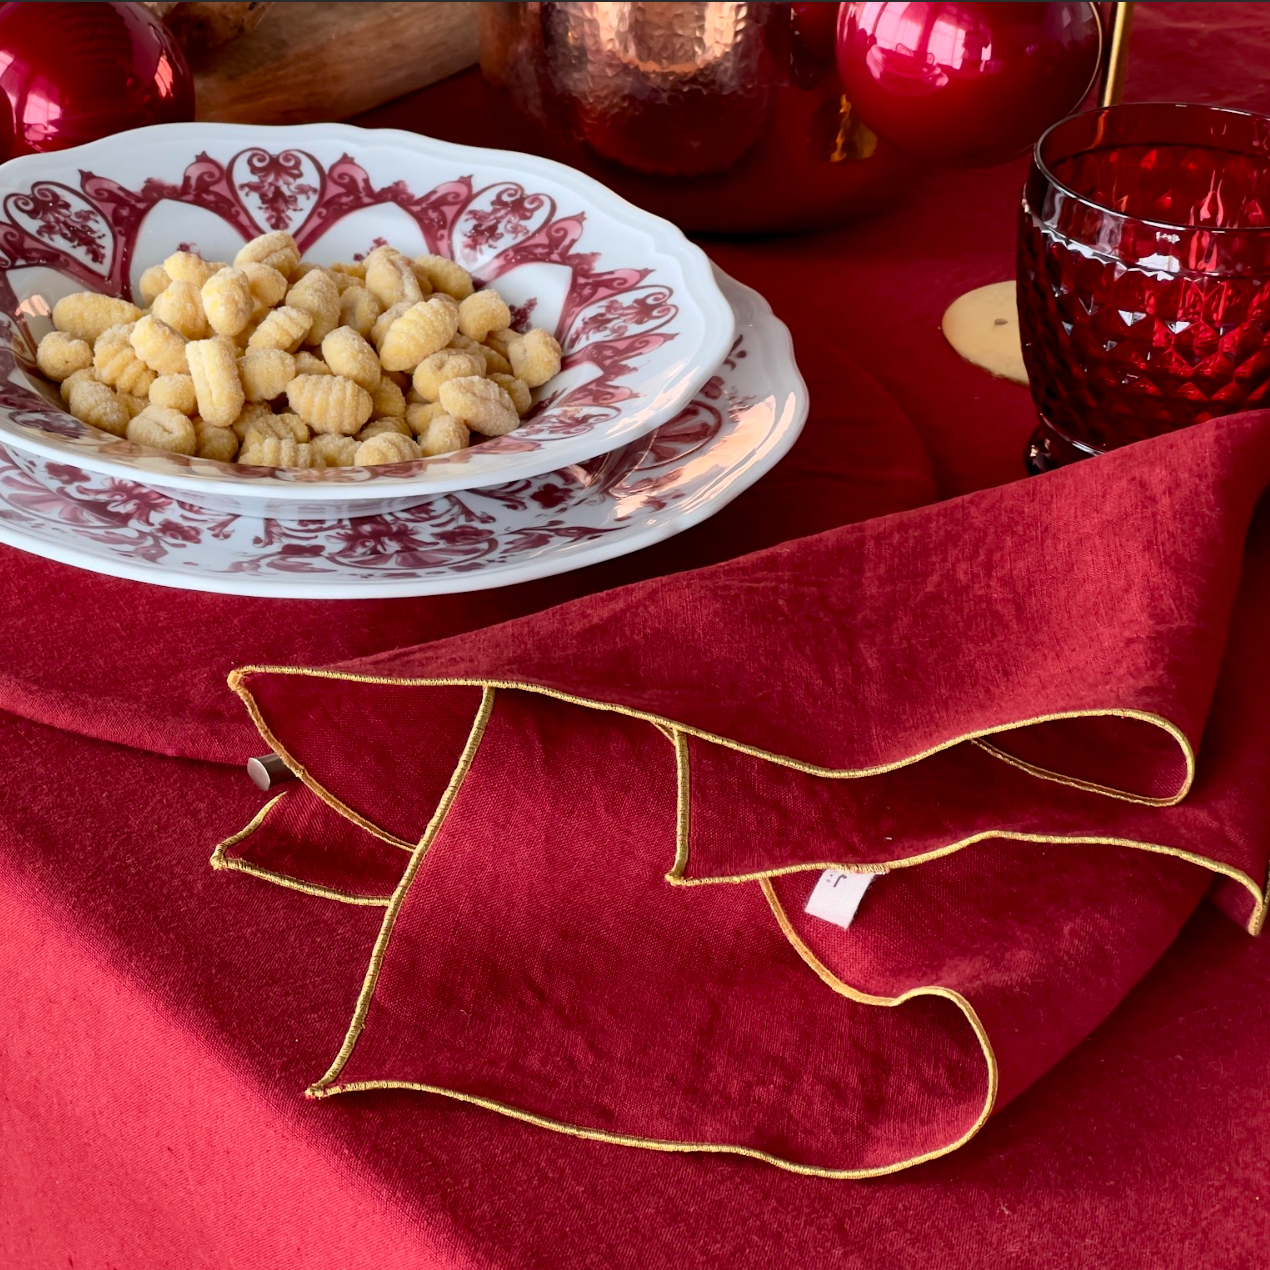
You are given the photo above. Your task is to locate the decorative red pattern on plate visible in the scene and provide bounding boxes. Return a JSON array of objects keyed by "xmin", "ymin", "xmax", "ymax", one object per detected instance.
[
  {"xmin": 0, "ymin": 358, "xmax": 750, "ymax": 579},
  {"xmin": 0, "ymin": 264, "xmax": 805, "ymax": 599}
]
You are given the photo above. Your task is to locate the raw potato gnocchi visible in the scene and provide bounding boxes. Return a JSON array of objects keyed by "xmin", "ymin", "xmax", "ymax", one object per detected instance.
[
  {"xmin": 241, "ymin": 411, "xmax": 310, "ymax": 449},
  {"xmin": 354, "ymin": 431, "xmax": 421, "ymax": 465},
  {"xmin": 240, "ymin": 436, "xmax": 315, "ymax": 467},
  {"xmin": 32, "ymin": 231, "xmax": 562, "ymax": 471},
  {"xmin": 52, "ymin": 293, "xmax": 141, "ymax": 344},
  {"xmin": 130, "ymin": 315, "xmax": 189, "ymax": 377},
  {"xmin": 417, "ymin": 413, "xmax": 470, "ymax": 457},
  {"xmin": 321, "ymin": 326, "xmax": 381, "ymax": 391},
  {"xmin": 370, "ymin": 377, "xmax": 407, "ymax": 419},
  {"xmin": 490, "ymin": 373, "xmax": 533, "ymax": 416},
  {"xmin": 196, "ymin": 420, "xmax": 239, "ymax": 462},
  {"xmin": 364, "ymin": 247, "xmax": 425, "ymax": 308},
  {"xmin": 248, "ymin": 305, "xmax": 311, "ymax": 353},
  {"xmin": 94, "ymin": 330, "xmax": 156, "ymax": 398},
  {"xmin": 286, "ymin": 373, "xmax": 373, "ymax": 436},
  {"xmin": 150, "ymin": 373, "xmax": 196, "ymax": 414},
  {"xmin": 339, "ymin": 285, "xmax": 381, "ymax": 338},
  {"xmin": 36, "ymin": 331, "xmax": 92, "ymax": 382},
  {"xmin": 67, "ymin": 377, "xmax": 129, "ymax": 436},
  {"xmin": 359, "ymin": 417, "xmax": 413, "ymax": 441},
  {"xmin": 379, "ymin": 297, "xmax": 459, "ymax": 372},
  {"xmin": 150, "ymin": 281, "xmax": 208, "ymax": 340},
  {"xmin": 413, "ymin": 254, "xmax": 474, "ymax": 301},
  {"xmin": 412, "ymin": 349, "xmax": 484, "ymax": 401},
  {"xmin": 164, "ymin": 251, "xmax": 224, "ymax": 289},
  {"xmin": 457, "ymin": 290, "xmax": 511, "ymax": 343},
  {"xmin": 138, "ymin": 265, "xmax": 171, "ymax": 306},
  {"xmin": 293, "ymin": 351, "xmax": 331, "ymax": 376},
  {"xmin": 311, "ymin": 433, "xmax": 359, "ymax": 467},
  {"xmin": 127, "ymin": 404, "xmax": 197, "ymax": 455},
  {"xmin": 117, "ymin": 391, "xmax": 150, "ymax": 419},
  {"xmin": 438, "ymin": 375, "xmax": 520, "ymax": 438},
  {"xmin": 241, "ymin": 263, "xmax": 289, "ymax": 321},
  {"xmin": 202, "ymin": 267, "xmax": 255, "ymax": 337},
  {"xmin": 286, "ymin": 269, "xmax": 341, "ymax": 345},
  {"xmin": 234, "ymin": 230, "xmax": 300, "ymax": 278},
  {"xmin": 238, "ymin": 349, "xmax": 296, "ymax": 402},
  {"xmin": 508, "ymin": 328, "xmax": 563, "ymax": 388},
  {"xmin": 186, "ymin": 336, "xmax": 245, "ymax": 429}
]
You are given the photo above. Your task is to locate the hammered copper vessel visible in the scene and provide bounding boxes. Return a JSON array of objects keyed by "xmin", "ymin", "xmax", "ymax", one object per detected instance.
[{"xmin": 479, "ymin": 2, "xmax": 921, "ymax": 232}]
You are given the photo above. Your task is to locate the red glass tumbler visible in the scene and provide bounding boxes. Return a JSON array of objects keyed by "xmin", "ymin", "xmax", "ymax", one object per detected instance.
[{"xmin": 1017, "ymin": 102, "xmax": 1270, "ymax": 472}]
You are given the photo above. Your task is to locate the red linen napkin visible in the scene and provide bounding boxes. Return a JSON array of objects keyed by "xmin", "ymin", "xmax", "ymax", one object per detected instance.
[{"xmin": 214, "ymin": 412, "xmax": 1270, "ymax": 1178}]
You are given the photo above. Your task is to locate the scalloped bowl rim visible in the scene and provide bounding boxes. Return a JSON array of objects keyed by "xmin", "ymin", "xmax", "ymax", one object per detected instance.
[{"xmin": 0, "ymin": 121, "xmax": 737, "ymax": 501}]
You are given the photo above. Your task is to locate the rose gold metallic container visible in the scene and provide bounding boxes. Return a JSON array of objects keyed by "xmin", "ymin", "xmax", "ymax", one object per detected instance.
[{"xmin": 479, "ymin": 2, "xmax": 921, "ymax": 233}]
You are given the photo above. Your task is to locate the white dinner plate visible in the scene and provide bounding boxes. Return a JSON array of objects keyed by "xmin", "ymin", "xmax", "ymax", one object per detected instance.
[{"xmin": 0, "ymin": 272, "xmax": 804, "ymax": 598}]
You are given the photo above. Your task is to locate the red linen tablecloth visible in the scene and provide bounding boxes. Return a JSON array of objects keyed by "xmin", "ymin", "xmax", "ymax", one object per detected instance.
[{"xmin": 4, "ymin": 4, "xmax": 1270, "ymax": 1267}]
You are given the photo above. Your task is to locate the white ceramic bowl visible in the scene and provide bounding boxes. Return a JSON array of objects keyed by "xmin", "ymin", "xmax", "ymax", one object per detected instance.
[{"xmin": 0, "ymin": 123, "xmax": 735, "ymax": 519}]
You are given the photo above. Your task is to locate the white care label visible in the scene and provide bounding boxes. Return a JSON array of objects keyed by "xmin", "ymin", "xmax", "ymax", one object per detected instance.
[{"xmin": 804, "ymin": 869, "xmax": 881, "ymax": 931}]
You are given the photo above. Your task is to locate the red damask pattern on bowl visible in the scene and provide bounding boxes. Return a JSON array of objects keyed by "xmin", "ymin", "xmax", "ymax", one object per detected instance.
[
  {"xmin": 0, "ymin": 269, "xmax": 803, "ymax": 598},
  {"xmin": 0, "ymin": 343, "xmax": 762, "ymax": 582},
  {"xmin": 0, "ymin": 140, "xmax": 692, "ymax": 486}
]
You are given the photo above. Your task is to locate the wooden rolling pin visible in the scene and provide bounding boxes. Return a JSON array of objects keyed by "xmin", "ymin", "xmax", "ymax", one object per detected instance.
[{"xmin": 188, "ymin": 2, "xmax": 480, "ymax": 124}]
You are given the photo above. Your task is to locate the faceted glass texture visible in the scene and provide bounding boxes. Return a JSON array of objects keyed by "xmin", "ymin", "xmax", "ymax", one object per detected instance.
[{"xmin": 1017, "ymin": 102, "xmax": 1270, "ymax": 459}]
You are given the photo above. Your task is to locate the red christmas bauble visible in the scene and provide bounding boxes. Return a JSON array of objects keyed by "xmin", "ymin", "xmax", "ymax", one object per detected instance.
[
  {"xmin": 836, "ymin": 2, "xmax": 1103, "ymax": 167},
  {"xmin": 0, "ymin": 1, "xmax": 194, "ymax": 160}
]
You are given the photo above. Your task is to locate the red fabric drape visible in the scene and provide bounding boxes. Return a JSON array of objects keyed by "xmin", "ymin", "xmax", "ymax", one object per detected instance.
[{"xmin": 6, "ymin": 4, "xmax": 1270, "ymax": 1266}]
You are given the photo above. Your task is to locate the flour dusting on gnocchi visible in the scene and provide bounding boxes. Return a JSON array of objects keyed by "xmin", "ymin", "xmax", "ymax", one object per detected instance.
[{"xmin": 36, "ymin": 231, "xmax": 563, "ymax": 470}]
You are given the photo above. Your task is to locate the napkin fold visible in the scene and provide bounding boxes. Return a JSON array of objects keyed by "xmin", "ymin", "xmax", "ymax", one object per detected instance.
[{"xmin": 213, "ymin": 413, "xmax": 1270, "ymax": 1177}]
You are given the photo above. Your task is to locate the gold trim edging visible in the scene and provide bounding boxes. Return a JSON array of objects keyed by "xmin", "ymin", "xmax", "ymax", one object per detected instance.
[
  {"xmin": 665, "ymin": 738, "xmax": 1265, "ymax": 931},
  {"xmin": 296, "ymin": 685, "xmax": 993, "ymax": 1178},
  {"xmin": 972, "ymin": 735, "xmax": 1184, "ymax": 808},
  {"xmin": 210, "ymin": 792, "xmax": 393, "ymax": 908},
  {"xmin": 231, "ymin": 676, "xmax": 418, "ymax": 854},
  {"xmin": 214, "ymin": 663, "xmax": 1263, "ymax": 1178},
  {"xmin": 227, "ymin": 666, "xmax": 1196, "ymax": 805},
  {"xmin": 307, "ymin": 685, "xmax": 497, "ymax": 1094}
]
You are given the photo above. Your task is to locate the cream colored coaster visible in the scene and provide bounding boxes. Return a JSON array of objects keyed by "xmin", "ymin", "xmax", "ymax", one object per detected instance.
[{"xmin": 941, "ymin": 281, "xmax": 1028, "ymax": 385}]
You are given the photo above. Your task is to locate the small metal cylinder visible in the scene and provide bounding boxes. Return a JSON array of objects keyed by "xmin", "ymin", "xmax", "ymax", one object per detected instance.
[{"xmin": 246, "ymin": 753, "xmax": 295, "ymax": 791}]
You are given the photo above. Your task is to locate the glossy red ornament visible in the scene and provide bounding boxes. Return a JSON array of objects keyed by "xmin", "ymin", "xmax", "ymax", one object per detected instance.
[
  {"xmin": 0, "ymin": 1, "xmax": 194, "ymax": 160},
  {"xmin": 836, "ymin": 2, "xmax": 1103, "ymax": 167}
]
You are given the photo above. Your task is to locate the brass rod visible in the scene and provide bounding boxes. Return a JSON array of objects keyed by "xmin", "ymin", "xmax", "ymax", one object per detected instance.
[{"xmin": 1100, "ymin": 2, "xmax": 1135, "ymax": 108}]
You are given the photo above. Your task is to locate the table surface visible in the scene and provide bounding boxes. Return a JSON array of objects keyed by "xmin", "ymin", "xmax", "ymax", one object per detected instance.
[{"xmin": 4, "ymin": 5, "xmax": 1270, "ymax": 1268}]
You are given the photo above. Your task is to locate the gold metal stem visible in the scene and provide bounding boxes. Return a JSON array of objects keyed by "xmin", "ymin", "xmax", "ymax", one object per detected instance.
[{"xmin": 1100, "ymin": 2, "xmax": 1135, "ymax": 107}]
